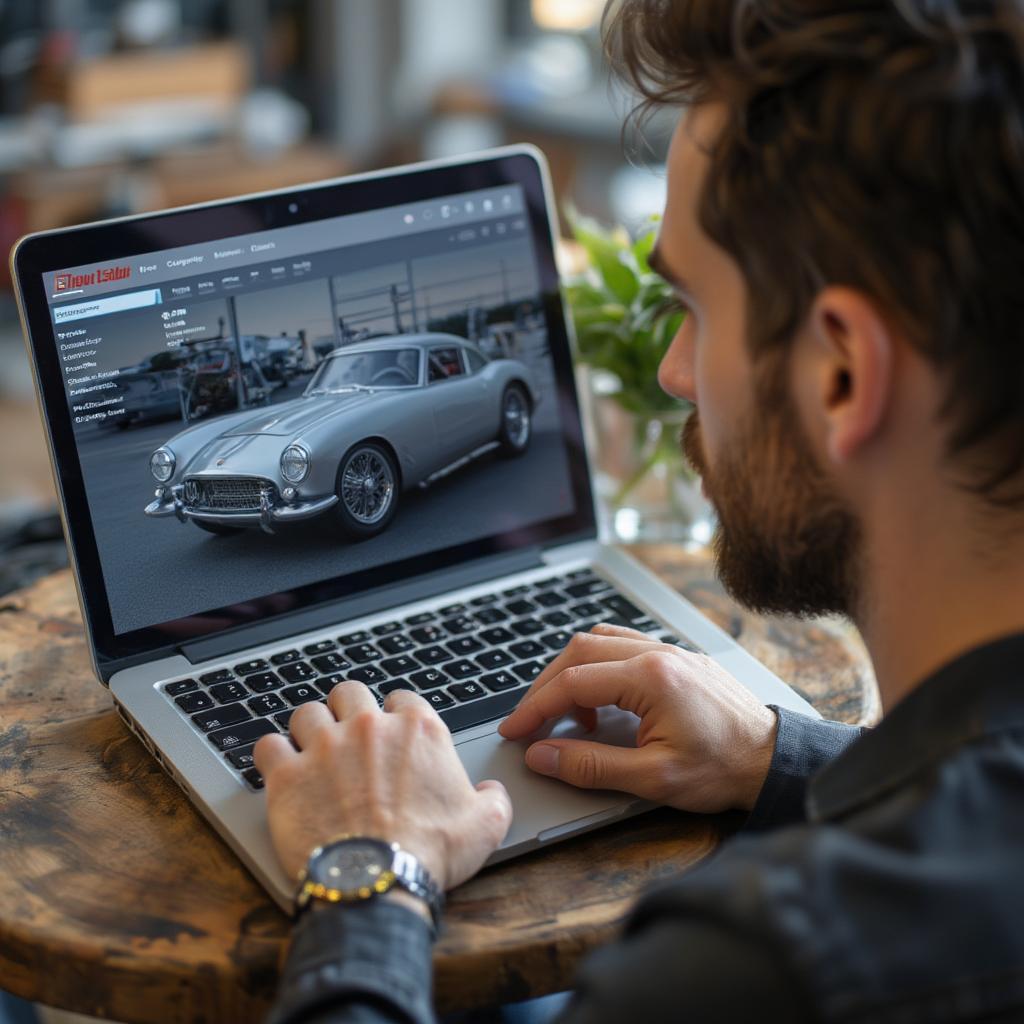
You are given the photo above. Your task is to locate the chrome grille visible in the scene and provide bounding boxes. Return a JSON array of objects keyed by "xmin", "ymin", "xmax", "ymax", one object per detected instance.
[{"xmin": 186, "ymin": 477, "xmax": 267, "ymax": 511}]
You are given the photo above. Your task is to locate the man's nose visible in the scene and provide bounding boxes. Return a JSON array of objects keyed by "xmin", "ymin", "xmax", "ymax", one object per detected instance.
[{"xmin": 657, "ymin": 320, "xmax": 696, "ymax": 403}]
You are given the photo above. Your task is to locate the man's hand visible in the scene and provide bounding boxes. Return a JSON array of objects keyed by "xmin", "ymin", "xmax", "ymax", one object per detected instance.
[
  {"xmin": 253, "ymin": 683, "xmax": 513, "ymax": 891},
  {"xmin": 498, "ymin": 623, "xmax": 779, "ymax": 813}
]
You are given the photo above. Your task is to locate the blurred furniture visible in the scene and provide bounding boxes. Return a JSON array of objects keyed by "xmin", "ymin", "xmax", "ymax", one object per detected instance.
[{"xmin": 0, "ymin": 555, "xmax": 877, "ymax": 1022}]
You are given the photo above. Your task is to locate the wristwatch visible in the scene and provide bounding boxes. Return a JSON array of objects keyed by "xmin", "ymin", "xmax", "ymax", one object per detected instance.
[{"xmin": 294, "ymin": 835, "xmax": 444, "ymax": 932}]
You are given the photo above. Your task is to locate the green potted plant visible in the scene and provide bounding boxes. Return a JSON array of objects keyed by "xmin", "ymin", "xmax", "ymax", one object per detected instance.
[{"xmin": 565, "ymin": 213, "xmax": 705, "ymax": 541}]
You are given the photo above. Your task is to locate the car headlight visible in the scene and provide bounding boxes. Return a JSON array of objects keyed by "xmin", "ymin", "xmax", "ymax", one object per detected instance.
[
  {"xmin": 150, "ymin": 447, "xmax": 175, "ymax": 483},
  {"xmin": 280, "ymin": 444, "xmax": 310, "ymax": 483}
]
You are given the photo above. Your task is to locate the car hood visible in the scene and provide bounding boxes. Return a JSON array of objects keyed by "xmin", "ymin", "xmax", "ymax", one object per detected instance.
[{"xmin": 220, "ymin": 391, "xmax": 382, "ymax": 437}]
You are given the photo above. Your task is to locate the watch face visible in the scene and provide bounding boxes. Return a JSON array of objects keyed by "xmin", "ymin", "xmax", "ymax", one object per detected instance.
[{"xmin": 312, "ymin": 838, "xmax": 394, "ymax": 893}]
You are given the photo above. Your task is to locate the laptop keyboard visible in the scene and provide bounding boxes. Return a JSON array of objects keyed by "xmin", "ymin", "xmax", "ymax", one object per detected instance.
[{"xmin": 159, "ymin": 567, "xmax": 704, "ymax": 791}]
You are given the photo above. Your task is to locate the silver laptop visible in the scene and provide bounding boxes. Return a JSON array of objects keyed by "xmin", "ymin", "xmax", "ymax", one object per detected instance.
[{"xmin": 11, "ymin": 146, "xmax": 817, "ymax": 912}]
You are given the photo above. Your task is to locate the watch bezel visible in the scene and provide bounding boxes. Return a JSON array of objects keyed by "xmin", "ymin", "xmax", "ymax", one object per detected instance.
[{"xmin": 297, "ymin": 836, "xmax": 400, "ymax": 907}]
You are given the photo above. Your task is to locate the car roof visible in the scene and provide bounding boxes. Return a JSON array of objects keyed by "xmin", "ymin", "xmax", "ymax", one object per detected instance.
[{"xmin": 323, "ymin": 333, "xmax": 475, "ymax": 359}]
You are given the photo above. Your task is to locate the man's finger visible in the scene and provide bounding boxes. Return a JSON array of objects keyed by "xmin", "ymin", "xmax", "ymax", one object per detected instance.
[
  {"xmin": 475, "ymin": 779, "xmax": 514, "ymax": 842},
  {"xmin": 383, "ymin": 687, "xmax": 432, "ymax": 715},
  {"xmin": 590, "ymin": 621, "xmax": 654, "ymax": 641},
  {"xmin": 253, "ymin": 732, "xmax": 297, "ymax": 776},
  {"xmin": 524, "ymin": 737, "xmax": 652, "ymax": 795},
  {"xmin": 288, "ymin": 700, "xmax": 335, "ymax": 750},
  {"xmin": 499, "ymin": 632, "xmax": 662, "ymax": 737},
  {"xmin": 327, "ymin": 679, "xmax": 380, "ymax": 720},
  {"xmin": 500, "ymin": 658, "xmax": 645, "ymax": 739}
]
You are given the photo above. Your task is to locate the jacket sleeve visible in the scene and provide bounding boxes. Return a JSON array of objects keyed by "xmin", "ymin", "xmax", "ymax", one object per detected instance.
[
  {"xmin": 744, "ymin": 706, "xmax": 866, "ymax": 831},
  {"xmin": 266, "ymin": 899, "xmax": 436, "ymax": 1024}
]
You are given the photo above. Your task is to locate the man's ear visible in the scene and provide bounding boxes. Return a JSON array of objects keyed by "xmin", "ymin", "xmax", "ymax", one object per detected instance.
[{"xmin": 806, "ymin": 287, "xmax": 894, "ymax": 465}]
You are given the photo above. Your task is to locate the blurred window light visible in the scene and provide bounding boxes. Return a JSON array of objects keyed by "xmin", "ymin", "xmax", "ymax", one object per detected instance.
[{"xmin": 530, "ymin": 0, "xmax": 604, "ymax": 32}]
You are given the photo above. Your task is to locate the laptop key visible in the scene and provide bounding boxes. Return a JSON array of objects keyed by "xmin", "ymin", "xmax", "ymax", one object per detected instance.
[
  {"xmin": 502, "ymin": 584, "xmax": 531, "ymax": 598},
  {"xmin": 534, "ymin": 590, "xmax": 568, "ymax": 608},
  {"xmin": 601, "ymin": 594, "xmax": 646, "ymax": 624},
  {"xmin": 348, "ymin": 665, "xmax": 388, "ymax": 685},
  {"xmin": 566, "ymin": 567, "xmax": 596, "ymax": 580},
  {"xmin": 404, "ymin": 611, "xmax": 437, "ymax": 625},
  {"xmin": 339, "ymin": 630, "xmax": 372, "ymax": 645},
  {"xmin": 311, "ymin": 652, "xmax": 352, "ymax": 674},
  {"xmin": 423, "ymin": 689, "xmax": 456, "ymax": 710},
  {"xmin": 411, "ymin": 624, "xmax": 446, "ymax": 645},
  {"xmin": 371, "ymin": 620, "xmax": 403, "ymax": 636},
  {"xmin": 447, "ymin": 636, "xmax": 484, "ymax": 656},
  {"xmin": 505, "ymin": 598, "xmax": 537, "ymax": 616},
  {"xmin": 415, "ymin": 644, "xmax": 452, "ymax": 666},
  {"xmin": 481, "ymin": 670, "xmax": 520, "ymax": 692},
  {"xmin": 448, "ymin": 681, "xmax": 487, "ymax": 703},
  {"xmin": 439, "ymin": 687, "xmax": 526, "ymax": 732},
  {"xmin": 274, "ymin": 708, "xmax": 295, "ymax": 730},
  {"xmin": 381, "ymin": 655, "xmax": 419, "ymax": 677},
  {"xmin": 226, "ymin": 744, "xmax": 257, "ymax": 770},
  {"xmin": 410, "ymin": 668, "xmax": 449, "ymax": 690},
  {"xmin": 243, "ymin": 671, "xmax": 281, "ymax": 694},
  {"xmin": 474, "ymin": 649, "xmax": 515, "ymax": 670},
  {"xmin": 510, "ymin": 618, "xmax": 546, "ymax": 636},
  {"xmin": 316, "ymin": 671, "xmax": 351, "ymax": 695},
  {"xmin": 282, "ymin": 683, "xmax": 320, "ymax": 706},
  {"xmin": 270, "ymin": 649, "xmax": 302, "ymax": 665},
  {"xmin": 441, "ymin": 615, "xmax": 475, "ymax": 635},
  {"xmin": 176, "ymin": 691, "xmax": 214, "ymax": 714},
  {"xmin": 541, "ymin": 610, "xmax": 573, "ymax": 627},
  {"xmin": 234, "ymin": 659, "xmax": 269, "ymax": 676},
  {"xmin": 303, "ymin": 640, "xmax": 337, "ymax": 656},
  {"xmin": 564, "ymin": 579, "xmax": 612, "ymax": 599},
  {"xmin": 344, "ymin": 643, "xmax": 383, "ymax": 664},
  {"xmin": 509, "ymin": 639, "xmax": 546, "ymax": 659},
  {"xmin": 439, "ymin": 602, "xmax": 467, "ymax": 615},
  {"xmin": 379, "ymin": 634, "xmax": 414, "ymax": 655},
  {"xmin": 569, "ymin": 600, "xmax": 605, "ymax": 619},
  {"xmin": 247, "ymin": 693, "xmax": 287, "ymax": 716},
  {"xmin": 469, "ymin": 594, "xmax": 499, "ymax": 606},
  {"xmin": 378, "ymin": 679, "xmax": 415, "ymax": 696},
  {"xmin": 192, "ymin": 702, "xmax": 251, "ymax": 732},
  {"xmin": 209, "ymin": 680, "xmax": 250, "ymax": 704},
  {"xmin": 480, "ymin": 626, "xmax": 516, "ymax": 645},
  {"xmin": 541, "ymin": 631, "xmax": 574, "ymax": 652},
  {"xmin": 165, "ymin": 678, "xmax": 199, "ymax": 697},
  {"xmin": 532, "ymin": 575, "xmax": 564, "ymax": 590},
  {"xmin": 473, "ymin": 607, "xmax": 508, "ymax": 625},
  {"xmin": 512, "ymin": 660, "xmax": 546, "ymax": 682},
  {"xmin": 199, "ymin": 668, "xmax": 235, "ymax": 686},
  {"xmin": 445, "ymin": 659, "xmax": 479, "ymax": 680},
  {"xmin": 279, "ymin": 661, "xmax": 316, "ymax": 684},
  {"xmin": 206, "ymin": 717, "xmax": 275, "ymax": 751},
  {"xmin": 242, "ymin": 767, "xmax": 265, "ymax": 790}
]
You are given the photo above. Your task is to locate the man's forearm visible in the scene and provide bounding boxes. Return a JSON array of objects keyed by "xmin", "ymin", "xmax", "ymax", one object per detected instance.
[{"xmin": 744, "ymin": 707, "xmax": 866, "ymax": 830}]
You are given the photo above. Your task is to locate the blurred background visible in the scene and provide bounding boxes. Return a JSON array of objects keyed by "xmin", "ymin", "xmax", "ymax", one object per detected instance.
[{"xmin": 0, "ymin": 0, "xmax": 674, "ymax": 598}]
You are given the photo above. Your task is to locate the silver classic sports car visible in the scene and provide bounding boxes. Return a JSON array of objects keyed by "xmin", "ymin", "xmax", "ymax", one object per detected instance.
[{"xmin": 143, "ymin": 333, "xmax": 539, "ymax": 538}]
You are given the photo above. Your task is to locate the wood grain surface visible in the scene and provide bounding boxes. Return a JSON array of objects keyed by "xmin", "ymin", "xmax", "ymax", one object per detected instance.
[{"xmin": 0, "ymin": 555, "xmax": 878, "ymax": 1022}]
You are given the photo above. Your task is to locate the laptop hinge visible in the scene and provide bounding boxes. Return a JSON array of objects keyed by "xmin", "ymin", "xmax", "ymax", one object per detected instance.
[{"xmin": 180, "ymin": 547, "xmax": 545, "ymax": 665}]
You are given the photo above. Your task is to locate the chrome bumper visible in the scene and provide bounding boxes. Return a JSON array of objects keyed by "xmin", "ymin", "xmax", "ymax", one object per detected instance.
[{"xmin": 144, "ymin": 485, "xmax": 338, "ymax": 534}]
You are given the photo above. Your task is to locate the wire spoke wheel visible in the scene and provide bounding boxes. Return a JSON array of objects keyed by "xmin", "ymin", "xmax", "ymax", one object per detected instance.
[
  {"xmin": 499, "ymin": 386, "xmax": 531, "ymax": 455},
  {"xmin": 340, "ymin": 448, "xmax": 395, "ymax": 525}
]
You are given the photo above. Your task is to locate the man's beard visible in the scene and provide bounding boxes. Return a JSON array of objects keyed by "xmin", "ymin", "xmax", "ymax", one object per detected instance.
[{"xmin": 680, "ymin": 392, "xmax": 862, "ymax": 619}]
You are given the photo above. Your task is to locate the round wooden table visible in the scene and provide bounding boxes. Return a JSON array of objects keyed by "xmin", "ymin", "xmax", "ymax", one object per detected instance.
[{"xmin": 0, "ymin": 549, "xmax": 877, "ymax": 1023}]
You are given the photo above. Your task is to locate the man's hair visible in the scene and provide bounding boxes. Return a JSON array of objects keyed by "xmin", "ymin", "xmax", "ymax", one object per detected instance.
[{"xmin": 605, "ymin": 0, "xmax": 1024, "ymax": 508}]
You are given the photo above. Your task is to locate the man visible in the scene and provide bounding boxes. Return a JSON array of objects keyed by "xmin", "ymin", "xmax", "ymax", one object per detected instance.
[{"xmin": 257, "ymin": 1, "xmax": 1024, "ymax": 1020}]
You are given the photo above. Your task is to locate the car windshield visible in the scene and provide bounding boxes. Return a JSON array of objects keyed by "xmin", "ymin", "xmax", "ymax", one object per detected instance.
[{"xmin": 308, "ymin": 348, "xmax": 419, "ymax": 393}]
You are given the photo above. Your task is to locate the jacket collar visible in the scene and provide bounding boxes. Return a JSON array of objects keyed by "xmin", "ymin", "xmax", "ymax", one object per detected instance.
[{"xmin": 808, "ymin": 631, "xmax": 1024, "ymax": 822}]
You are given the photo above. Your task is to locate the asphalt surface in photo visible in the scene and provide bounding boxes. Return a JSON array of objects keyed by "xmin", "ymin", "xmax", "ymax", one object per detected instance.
[{"xmin": 76, "ymin": 347, "xmax": 577, "ymax": 634}]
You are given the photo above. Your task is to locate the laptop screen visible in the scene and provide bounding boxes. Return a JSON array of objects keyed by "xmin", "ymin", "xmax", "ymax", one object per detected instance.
[{"xmin": 15, "ymin": 149, "xmax": 596, "ymax": 668}]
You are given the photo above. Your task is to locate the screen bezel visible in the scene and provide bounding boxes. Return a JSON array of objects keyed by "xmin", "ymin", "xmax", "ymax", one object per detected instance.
[{"xmin": 13, "ymin": 147, "xmax": 597, "ymax": 671}]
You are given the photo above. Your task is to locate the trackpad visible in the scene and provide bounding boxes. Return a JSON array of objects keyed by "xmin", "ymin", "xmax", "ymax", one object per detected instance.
[{"xmin": 457, "ymin": 706, "xmax": 644, "ymax": 853}]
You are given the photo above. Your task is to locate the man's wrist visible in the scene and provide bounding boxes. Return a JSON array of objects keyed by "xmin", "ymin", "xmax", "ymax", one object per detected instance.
[
  {"xmin": 735, "ymin": 705, "xmax": 781, "ymax": 811},
  {"xmin": 305, "ymin": 883, "xmax": 436, "ymax": 929}
]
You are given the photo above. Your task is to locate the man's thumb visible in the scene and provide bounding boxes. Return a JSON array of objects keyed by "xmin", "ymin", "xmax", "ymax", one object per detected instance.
[{"xmin": 525, "ymin": 740, "xmax": 642, "ymax": 792}]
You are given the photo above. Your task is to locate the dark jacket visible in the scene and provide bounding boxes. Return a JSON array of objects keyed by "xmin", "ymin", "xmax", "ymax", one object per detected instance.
[{"xmin": 268, "ymin": 632, "xmax": 1024, "ymax": 1023}]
